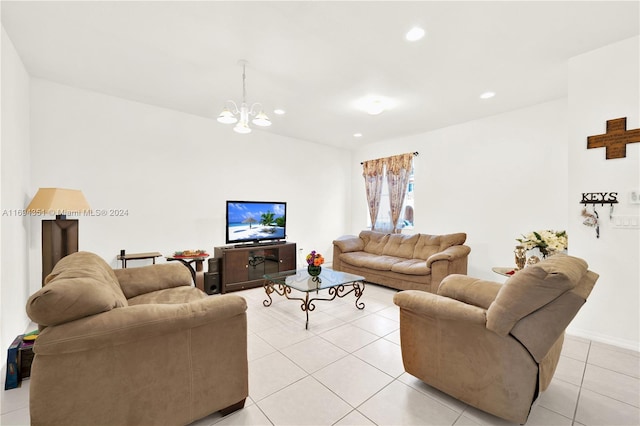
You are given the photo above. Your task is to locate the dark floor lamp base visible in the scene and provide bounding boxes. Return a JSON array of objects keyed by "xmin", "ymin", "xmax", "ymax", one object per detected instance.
[{"xmin": 41, "ymin": 218, "xmax": 79, "ymax": 284}]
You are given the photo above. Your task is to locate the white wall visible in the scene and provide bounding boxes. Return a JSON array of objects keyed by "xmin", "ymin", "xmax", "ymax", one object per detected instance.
[
  {"xmin": 567, "ymin": 36, "xmax": 639, "ymax": 349},
  {"xmin": 352, "ymin": 98, "xmax": 568, "ymax": 281},
  {"xmin": 350, "ymin": 37, "xmax": 640, "ymax": 351},
  {"xmin": 28, "ymin": 79, "xmax": 353, "ymax": 280},
  {"xmin": 1, "ymin": 27, "xmax": 32, "ymax": 357}
]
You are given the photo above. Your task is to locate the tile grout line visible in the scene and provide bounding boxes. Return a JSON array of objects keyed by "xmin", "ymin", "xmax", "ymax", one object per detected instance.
[{"xmin": 571, "ymin": 340, "xmax": 591, "ymax": 425}]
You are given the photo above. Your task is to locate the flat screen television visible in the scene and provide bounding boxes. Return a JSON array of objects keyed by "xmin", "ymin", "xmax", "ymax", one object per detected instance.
[{"xmin": 226, "ymin": 200, "xmax": 287, "ymax": 245}]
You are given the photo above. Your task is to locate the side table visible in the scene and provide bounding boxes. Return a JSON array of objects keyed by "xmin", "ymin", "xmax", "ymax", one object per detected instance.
[
  {"xmin": 117, "ymin": 252, "xmax": 162, "ymax": 268},
  {"xmin": 167, "ymin": 254, "xmax": 209, "ymax": 290}
]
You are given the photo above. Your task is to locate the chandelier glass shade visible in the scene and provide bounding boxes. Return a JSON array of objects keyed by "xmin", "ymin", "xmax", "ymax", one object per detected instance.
[{"xmin": 217, "ymin": 61, "xmax": 271, "ymax": 134}]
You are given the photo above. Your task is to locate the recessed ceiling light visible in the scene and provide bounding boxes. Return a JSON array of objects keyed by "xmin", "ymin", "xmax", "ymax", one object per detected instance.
[
  {"xmin": 354, "ymin": 95, "xmax": 397, "ymax": 115},
  {"xmin": 353, "ymin": 133, "xmax": 363, "ymax": 138},
  {"xmin": 366, "ymin": 100, "xmax": 385, "ymax": 115},
  {"xmin": 405, "ymin": 27, "xmax": 425, "ymax": 42},
  {"xmin": 273, "ymin": 109, "xmax": 286, "ymax": 115},
  {"xmin": 480, "ymin": 91, "xmax": 496, "ymax": 99}
]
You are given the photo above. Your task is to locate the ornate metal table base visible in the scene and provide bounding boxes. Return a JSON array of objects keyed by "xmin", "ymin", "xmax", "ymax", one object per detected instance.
[
  {"xmin": 166, "ymin": 256, "xmax": 207, "ymax": 283},
  {"xmin": 263, "ymin": 280, "xmax": 365, "ymax": 329}
]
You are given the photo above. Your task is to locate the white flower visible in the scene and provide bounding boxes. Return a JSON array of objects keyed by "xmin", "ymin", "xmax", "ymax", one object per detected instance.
[{"xmin": 517, "ymin": 230, "xmax": 568, "ymax": 253}]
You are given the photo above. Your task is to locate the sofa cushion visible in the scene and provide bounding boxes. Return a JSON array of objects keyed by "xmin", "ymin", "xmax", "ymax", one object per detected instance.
[
  {"xmin": 27, "ymin": 251, "xmax": 129, "ymax": 326},
  {"xmin": 115, "ymin": 263, "xmax": 192, "ymax": 299},
  {"xmin": 382, "ymin": 234, "xmax": 420, "ymax": 258},
  {"xmin": 486, "ymin": 254, "xmax": 588, "ymax": 336},
  {"xmin": 412, "ymin": 234, "xmax": 441, "ymax": 260},
  {"xmin": 390, "ymin": 259, "xmax": 431, "ymax": 275},
  {"xmin": 360, "ymin": 231, "xmax": 390, "ymax": 255},
  {"xmin": 128, "ymin": 286, "xmax": 207, "ymax": 305},
  {"xmin": 339, "ymin": 252, "xmax": 399, "ymax": 271},
  {"xmin": 412, "ymin": 233, "xmax": 467, "ymax": 260},
  {"xmin": 439, "ymin": 233, "xmax": 467, "ymax": 251},
  {"xmin": 27, "ymin": 276, "xmax": 126, "ymax": 326},
  {"xmin": 45, "ymin": 251, "xmax": 128, "ymax": 306}
]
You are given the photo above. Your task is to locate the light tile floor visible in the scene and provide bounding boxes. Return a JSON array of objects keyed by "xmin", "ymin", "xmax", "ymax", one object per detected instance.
[{"xmin": 2, "ymin": 284, "xmax": 639, "ymax": 425}]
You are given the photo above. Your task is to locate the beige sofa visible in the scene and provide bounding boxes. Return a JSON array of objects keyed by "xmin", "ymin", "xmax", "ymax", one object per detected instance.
[
  {"xmin": 26, "ymin": 251, "xmax": 248, "ymax": 426},
  {"xmin": 394, "ymin": 254, "xmax": 598, "ymax": 424},
  {"xmin": 332, "ymin": 230, "xmax": 470, "ymax": 292}
]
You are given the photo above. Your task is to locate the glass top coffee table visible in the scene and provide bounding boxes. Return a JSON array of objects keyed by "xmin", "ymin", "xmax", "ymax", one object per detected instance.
[{"xmin": 263, "ymin": 267, "xmax": 365, "ymax": 329}]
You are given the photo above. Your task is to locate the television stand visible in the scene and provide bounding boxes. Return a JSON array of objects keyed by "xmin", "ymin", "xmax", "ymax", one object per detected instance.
[
  {"xmin": 214, "ymin": 242, "xmax": 296, "ymax": 293},
  {"xmin": 234, "ymin": 240, "xmax": 285, "ymax": 248}
]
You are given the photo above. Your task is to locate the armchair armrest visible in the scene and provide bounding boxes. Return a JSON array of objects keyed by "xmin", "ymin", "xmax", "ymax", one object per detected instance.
[
  {"xmin": 438, "ymin": 275, "xmax": 502, "ymax": 309},
  {"xmin": 393, "ymin": 290, "xmax": 486, "ymax": 325},
  {"xmin": 426, "ymin": 245, "xmax": 471, "ymax": 267},
  {"xmin": 34, "ymin": 294, "xmax": 247, "ymax": 355},
  {"xmin": 333, "ymin": 235, "xmax": 365, "ymax": 253},
  {"xmin": 115, "ymin": 263, "xmax": 193, "ymax": 299}
]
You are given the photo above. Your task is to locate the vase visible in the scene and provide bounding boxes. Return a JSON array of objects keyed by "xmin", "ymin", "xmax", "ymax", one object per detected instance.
[
  {"xmin": 307, "ymin": 265, "xmax": 322, "ymax": 276},
  {"xmin": 527, "ymin": 255, "xmax": 540, "ymax": 266},
  {"xmin": 514, "ymin": 245, "xmax": 526, "ymax": 270}
]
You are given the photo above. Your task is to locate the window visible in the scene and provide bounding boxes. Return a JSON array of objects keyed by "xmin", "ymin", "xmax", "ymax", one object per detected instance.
[{"xmin": 368, "ymin": 165, "xmax": 414, "ymax": 231}]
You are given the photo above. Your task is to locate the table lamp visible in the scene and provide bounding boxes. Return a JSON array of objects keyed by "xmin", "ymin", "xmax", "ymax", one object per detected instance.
[{"xmin": 26, "ymin": 188, "xmax": 91, "ymax": 284}]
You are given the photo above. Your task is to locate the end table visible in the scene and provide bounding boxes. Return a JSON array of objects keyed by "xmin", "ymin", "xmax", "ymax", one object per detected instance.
[
  {"xmin": 166, "ymin": 254, "xmax": 209, "ymax": 290},
  {"xmin": 117, "ymin": 252, "xmax": 162, "ymax": 268}
]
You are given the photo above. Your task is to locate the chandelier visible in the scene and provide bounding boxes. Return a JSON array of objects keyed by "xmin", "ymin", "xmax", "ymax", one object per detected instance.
[{"xmin": 217, "ymin": 60, "xmax": 271, "ymax": 134}]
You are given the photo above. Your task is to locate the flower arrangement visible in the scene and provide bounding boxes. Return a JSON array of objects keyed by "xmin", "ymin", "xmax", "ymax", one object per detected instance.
[
  {"xmin": 517, "ymin": 230, "xmax": 568, "ymax": 258},
  {"xmin": 306, "ymin": 250, "xmax": 325, "ymax": 266},
  {"xmin": 174, "ymin": 249, "xmax": 207, "ymax": 257}
]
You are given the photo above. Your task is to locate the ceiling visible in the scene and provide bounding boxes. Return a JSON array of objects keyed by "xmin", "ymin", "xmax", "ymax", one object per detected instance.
[{"xmin": 2, "ymin": 1, "xmax": 639, "ymax": 149}]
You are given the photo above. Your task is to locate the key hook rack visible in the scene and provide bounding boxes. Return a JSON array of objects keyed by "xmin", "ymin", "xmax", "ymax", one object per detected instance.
[{"xmin": 580, "ymin": 192, "xmax": 618, "ymax": 206}]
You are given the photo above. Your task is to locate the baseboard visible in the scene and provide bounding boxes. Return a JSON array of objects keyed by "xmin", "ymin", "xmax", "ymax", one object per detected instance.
[{"xmin": 566, "ymin": 327, "xmax": 640, "ymax": 352}]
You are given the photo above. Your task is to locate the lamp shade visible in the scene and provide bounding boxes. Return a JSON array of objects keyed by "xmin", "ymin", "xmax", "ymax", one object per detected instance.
[
  {"xmin": 217, "ymin": 107, "xmax": 238, "ymax": 124},
  {"xmin": 252, "ymin": 111, "xmax": 272, "ymax": 127},
  {"xmin": 26, "ymin": 188, "xmax": 91, "ymax": 216},
  {"xmin": 233, "ymin": 122, "xmax": 252, "ymax": 134}
]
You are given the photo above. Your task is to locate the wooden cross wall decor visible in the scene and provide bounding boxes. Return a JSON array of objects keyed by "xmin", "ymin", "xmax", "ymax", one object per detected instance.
[{"xmin": 587, "ymin": 117, "xmax": 640, "ymax": 159}]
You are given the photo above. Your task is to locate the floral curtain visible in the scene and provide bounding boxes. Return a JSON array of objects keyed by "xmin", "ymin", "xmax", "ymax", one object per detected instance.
[
  {"xmin": 361, "ymin": 158, "xmax": 385, "ymax": 230},
  {"xmin": 386, "ymin": 153, "xmax": 413, "ymax": 233}
]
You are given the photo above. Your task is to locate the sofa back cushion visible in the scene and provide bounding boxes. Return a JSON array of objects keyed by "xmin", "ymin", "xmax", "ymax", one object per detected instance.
[
  {"xmin": 27, "ymin": 252, "xmax": 128, "ymax": 326},
  {"xmin": 486, "ymin": 254, "xmax": 589, "ymax": 336},
  {"xmin": 359, "ymin": 231, "xmax": 390, "ymax": 255},
  {"xmin": 412, "ymin": 234, "xmax": 441, "ymax": 260},
  {"xmin": 412, "ymin": 233, "xmax": 467, "ymax": 260},
  {"xmin": 115, "ymin": 263, "xmax": 193, "ymax": 299},
  {"xmin": 438, "ymin": 233, "xmax": 467, "ymax": 250},
  {"xmin": 510, "ymin": 269, "xmax": 598, "ymax": 362},
  {"xmin": 382, "ymin": 233, "xmax": 420, "ymax": 258}
]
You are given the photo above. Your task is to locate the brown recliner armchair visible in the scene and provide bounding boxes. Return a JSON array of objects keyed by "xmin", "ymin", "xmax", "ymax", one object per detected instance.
[
  {"xmin": 26, "ymin": 251, "xmax": 248, "ymax": 426},
  {"xmin": 393, "ymin": 254, "xmax": 598, "ymax": 424}
]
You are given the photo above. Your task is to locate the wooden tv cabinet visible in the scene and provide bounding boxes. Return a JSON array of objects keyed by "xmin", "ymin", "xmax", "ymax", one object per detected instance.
[{"xmin": 214, "ymin": 242, "xmax": 297, "ymax": 293}]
